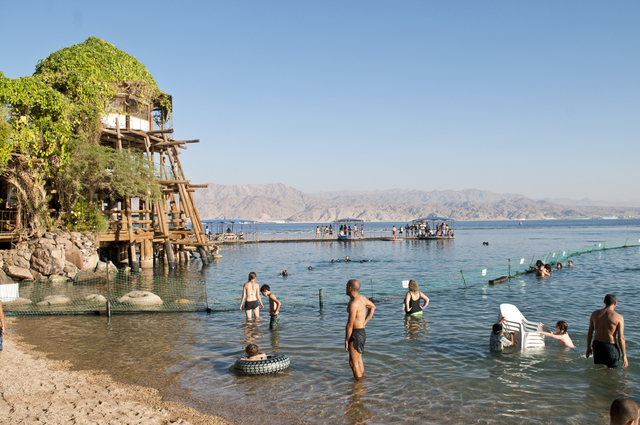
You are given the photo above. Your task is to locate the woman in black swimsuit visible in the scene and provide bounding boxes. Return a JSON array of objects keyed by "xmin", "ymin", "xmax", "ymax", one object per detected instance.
[
  {"xmin": 240, "ymin": 271, "xmax": 263, "ymax": 320},
  {"xmin": 404, "ymin": 279, "xmax": 430, "ymax": 315}
]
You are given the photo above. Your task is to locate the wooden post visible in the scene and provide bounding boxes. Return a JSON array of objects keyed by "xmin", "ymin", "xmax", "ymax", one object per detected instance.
[{"xmin": 164, "ymin": 240, "xmax": 176, "ymax": 269}]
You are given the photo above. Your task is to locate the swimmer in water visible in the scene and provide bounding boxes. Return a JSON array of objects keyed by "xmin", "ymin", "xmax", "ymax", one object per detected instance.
[
  {"xmin": 568, "ymin": 260, "xmax": 574, "ymax": 268},
  {"xmin": 538, "ymin": 321, "xmax": 575, "ymax": 348},
  {"xmin": 281, "ymin": 270, "xmax": 289, "ymax": 277},
  {"xmin": 557, "ymin": 262, "xmax": 562, "ymax": 269},
  {"xmin": 308, "ymin": 265, "xmax": 313, "ymax": 270},
  {"xmin": 345, "ymin": 256, "xmax": 350, "ymax": 263},
  {"xmin": 331, "ymin": 259, "xmax": 335, "ymax": 263}
]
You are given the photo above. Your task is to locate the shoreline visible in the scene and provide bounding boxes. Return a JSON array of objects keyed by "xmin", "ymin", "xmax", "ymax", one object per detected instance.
[{"xmin": 0, "ymin": 318, "xmax": 231, "ymax": 425}]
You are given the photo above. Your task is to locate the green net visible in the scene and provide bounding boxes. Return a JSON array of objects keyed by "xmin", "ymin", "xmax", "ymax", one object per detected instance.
[
  {"xmin": 3, "ymin": 270, "xmax": 207, "ymax": 316},
  {"xmin": 3, "ymin": 237, "xmax": 640, "ymax": 315}
]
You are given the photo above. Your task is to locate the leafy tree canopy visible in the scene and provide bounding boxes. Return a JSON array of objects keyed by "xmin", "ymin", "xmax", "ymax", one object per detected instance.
[{"xmin": 0, "ymin": 38, "xmax": 167, "ymax": 235}]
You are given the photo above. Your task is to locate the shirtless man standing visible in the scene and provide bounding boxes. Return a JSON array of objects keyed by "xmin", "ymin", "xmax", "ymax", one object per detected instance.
[
  {"xmin": 345, "ymin": 279, "xmax": 376, "ymax": 380},
  {"xmin": 586, "ymin": 294, "xmax": 628, "ymax": 368}
]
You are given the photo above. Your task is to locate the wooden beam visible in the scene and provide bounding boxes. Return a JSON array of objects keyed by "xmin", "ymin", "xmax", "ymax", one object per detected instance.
[
  {"xmin": 147, "ymin": 129, "xmax": 174, "ymax": 134},
  {"xmin": 157, "ymin": 179, "xmax": 190, "ymax": 185},
  {"xmin": 188, "ymin": 184, "xmax": 209, "ymax": 188}
]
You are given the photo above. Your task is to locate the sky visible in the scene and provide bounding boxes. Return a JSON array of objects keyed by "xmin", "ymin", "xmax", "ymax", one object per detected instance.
[{"xmin": 1, "ymin": 1, "xmax": 639, "ymax": 202}]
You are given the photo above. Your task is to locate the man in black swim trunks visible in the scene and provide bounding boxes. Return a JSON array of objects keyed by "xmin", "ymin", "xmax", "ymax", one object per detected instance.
[
  {"xmin": 345, "ymin": 279, "xmax": 376, "ymax": 380},
  {"xmin": 586, "ymin": 294, "xmax": 628, "ymax": 368}
]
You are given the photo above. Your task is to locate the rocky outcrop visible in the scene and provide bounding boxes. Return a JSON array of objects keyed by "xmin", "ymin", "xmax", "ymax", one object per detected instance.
[{"xmin": 0, "ymin": 232, "xmax": 99, "ymax": 282}]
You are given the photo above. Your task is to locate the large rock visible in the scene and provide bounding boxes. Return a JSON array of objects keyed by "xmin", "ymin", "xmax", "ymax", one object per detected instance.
[
  {"xmin": 82, "ymin": 253, "xmax": 99, "ymax": 271},
  {"xmin": 6, "ymin": 266, "xmax": 34, "ymax": 280},
  {"xmin": 118, "ymin": 291, "xmax": 163, "ymax": 306},
  {"xmin": 95, "ymin": 261, "xmax": 118, "ymax": 274},
  {"xmin": 37, "ymin": 295, "xmax": 71, "ymax": 306},
  {"xmin": 65, "ymin": 246, "xmax": 84, "ymax": 270},
  {"xmin": 31, "ymin": 246, "xmax": 65, "ymax": 276},
  {"xmin": 0, "ymin": 268, "xmax": 14, "ymax": 285}
]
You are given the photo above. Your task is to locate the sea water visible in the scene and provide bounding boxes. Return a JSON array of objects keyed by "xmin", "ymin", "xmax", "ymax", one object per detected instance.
[{"xmin": 15, "ymin": 220, "xmax": 640, "ymax": 424}]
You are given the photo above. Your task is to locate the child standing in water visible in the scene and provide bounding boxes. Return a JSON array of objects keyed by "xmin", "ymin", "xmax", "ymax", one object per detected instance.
[
  {"xmin": 538, "ymin": 321, "xmax": 575, "ymax": 348},
  {"xmin": 240, "ymin": 272, "xmax": 263, "ymax": 320},
  {"xmin": 261, "ymin": 284, "xmax": 282, "ymax": 330}
]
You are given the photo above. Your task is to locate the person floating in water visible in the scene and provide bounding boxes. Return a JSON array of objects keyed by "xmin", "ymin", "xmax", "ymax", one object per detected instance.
[
  {"xmin": 345, "ymin": 256, "xmax": 350, "ymax": 263},
  {"xmin": 586, "ymin": 294, "xmax": 628, "ymax": 368},
  {"xmin": 261, "ymin": 284, "xmax": 281, "ymax": 331},
  {"xmin": 490, "ymin": 317, "xmax": 514, "ymax": 351},
  {"xmin": 280, "ymin": 270, "xmax": 289, "ymax": 277},
  {"xmin": 308, "ymin": 265, "xmax": 313, "ymax": 270},
  {"xmin": 404, "ymin": 279, "xmax": 429, "ymax": 316},
  {"xmin": 537, "ymin": 321, "xmax": 575, "ymax": 348},
  {"xmin": 568, "ymin": 260, "xmax": 574, "ymax": 268},
  {"xmin": 241, "ymin": 343, "xmax": 266, "ymax": 361},
  {"xmin": 345, "ymin": 279, "xmax": 376, "ymax": 380}
]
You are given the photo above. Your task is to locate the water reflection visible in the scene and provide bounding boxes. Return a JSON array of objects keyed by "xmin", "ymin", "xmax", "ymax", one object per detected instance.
[
  {"xmin": 241, "ymin": 320, "xmax": 263, "ymax": 346},
  {"xmin": 344, "ymin": 381, "xmax": 373, "ymax": 425},
  {"xmin": 404, "ymin": 315, "xmax": 429, "ymax": 341}
]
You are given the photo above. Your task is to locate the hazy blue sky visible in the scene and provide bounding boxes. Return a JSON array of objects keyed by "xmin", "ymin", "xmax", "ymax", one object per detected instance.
[{"xmin": 1, "ymin": 1, "xmax": 638, "ymax": 201}]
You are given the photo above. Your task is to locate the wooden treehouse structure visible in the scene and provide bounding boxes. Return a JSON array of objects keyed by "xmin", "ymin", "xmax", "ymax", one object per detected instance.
[{"xmin": 97, "ymin": 82, "xmax": 217, "ymax": 270}]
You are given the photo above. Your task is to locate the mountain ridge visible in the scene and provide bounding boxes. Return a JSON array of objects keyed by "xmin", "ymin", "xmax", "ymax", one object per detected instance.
[{"xmin": 191, "ymin": 183, "xmax": 640, "ymax": 222}]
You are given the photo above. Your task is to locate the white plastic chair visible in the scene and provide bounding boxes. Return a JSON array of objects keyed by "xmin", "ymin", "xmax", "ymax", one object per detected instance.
[
  {"xmin": 499, "ymin": 303, "xmax": 545, "ymax": 350},
  {"xmin": 0, "ymin": 283, "xmax": 19, "ymax": 302}
]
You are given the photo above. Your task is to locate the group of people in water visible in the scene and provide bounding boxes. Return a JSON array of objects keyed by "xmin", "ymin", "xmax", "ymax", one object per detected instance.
[{"xmin": 530, "ymin": 258, "xmax": 574, "ymax": 277}]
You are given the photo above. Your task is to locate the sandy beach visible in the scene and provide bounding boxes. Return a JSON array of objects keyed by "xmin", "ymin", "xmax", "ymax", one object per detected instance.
[{"xmin": 0, "ymin": 318, "xmax": 230, "ymax": 425}]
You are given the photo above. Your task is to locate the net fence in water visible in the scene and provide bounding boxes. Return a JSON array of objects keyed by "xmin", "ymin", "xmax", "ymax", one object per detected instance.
[
  {"xmin": 3, "ymin": 237, "xmax": 639, "ymax": 315},
  {"xmin": 2, "ymin": 270, "xmax": 207, "ymax": 316}
]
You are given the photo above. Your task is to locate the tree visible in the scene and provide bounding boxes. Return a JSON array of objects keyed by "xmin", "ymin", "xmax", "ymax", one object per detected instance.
[{"xmin": 0, "ymin": 38, "xmax": 168, "ymax": 235}]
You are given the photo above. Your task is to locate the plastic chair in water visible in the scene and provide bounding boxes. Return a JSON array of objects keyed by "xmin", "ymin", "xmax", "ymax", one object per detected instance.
[{"xmin": 499, "ymin": 303, "xmax": 545, "ymax": 350}]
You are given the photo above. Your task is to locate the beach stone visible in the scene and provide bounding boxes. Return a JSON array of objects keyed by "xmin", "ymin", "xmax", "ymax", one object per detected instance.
[
  {"xmin": 0, "ymin": 268, "xmax": 14, "ymax": 285},
  {"xmin": 5, "ymin": 296, "xmax": 31, "ymax": 305},
  {"xmin": 37, "ymin": 295, "xmax": 71, "ymax": 306},
  {"xmin": 85, "ymin": 294, "xmax": 107, "ymax": 304},
  {"xmin": 82, "ymin": 253, "xmax": 99, "ymax": 271},
  {"xmin": 118, "ymin": 291, "xmax": 163, "ymax": 306},
  {"xmin": 31, "ymin": 246, "xmax": 65, "ymax": 276},
  {"xmin": 6, "ymin": 266, "xmax": 34, "ymax": 280},
  {"xmin": 95, "ymin": 261, "xmax": 118, "ymax": 274},
  {"xmin": 174, "ymin": 299, "xmax": 193, "ymax": 304},
  {"xmin": 65, "ymin": 246, "xmax": 84, "ymax": 270},
  {"xmin": 50, "ymin": 275, "xmax": 68, "ymax": 284},
  {"xmin": 30, "ymin": 270, "xmax": 45, "ymax": 281}
]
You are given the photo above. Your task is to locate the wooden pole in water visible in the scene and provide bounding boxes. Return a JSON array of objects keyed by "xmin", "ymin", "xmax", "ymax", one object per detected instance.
[
  {"xmin": 508, "ymin": 259, "xmax": 511, "ymax": 279},
  {"xmin": 319, "ymin": 289, "xmax": 323, "ymax": 309}
]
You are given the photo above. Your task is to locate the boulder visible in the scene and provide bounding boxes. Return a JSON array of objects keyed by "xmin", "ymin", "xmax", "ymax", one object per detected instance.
[
  {"xmin": 6, "ymin": 266, "xmax": 34, "ymax": 280},
  {"xmin": 0, "ymin": 268, "xmax": 14, "ymax": 285},
  {"xmin": 85, "ymin": 294, "xmax": 107, "ymax": 304},
  {"xmin": 30, "ymin": 270, "xmax": 44, "ymax": 281},
  {"xmin": 118, "ymin": 291, "xmax": 162, "ymax": 306},
  {"xmin": 37, "ymin": 295, "xmax": 71, "ymax": 306},
  {"xmin": 50, "ymin": 275, "xmax": 68, "ymax": 284},
  {"xmin": 5, "ymin": 297, "xmax": 32, "ymax": 305},
  {"xmin": 65, "ymin": 246, "xmax": 84, "ymax": 270},
  {"xmin": 95, "ymin": 261, "xmax": 117, "ymax": 274},
  {"xmin": 31, "ymin": 246, "xmax": 65, "ymax": 276},
  {"xmin": 82, "ymin": 253, "xmax": 99, "ymax": 271},
  {"xmin": 64, "ymin": 261, "xmax": 79, "ymax": 274}
]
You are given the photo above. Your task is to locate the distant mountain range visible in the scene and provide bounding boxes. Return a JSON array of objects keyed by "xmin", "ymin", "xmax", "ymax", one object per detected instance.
[{"xmin": 191, "ymin": 183, "xmax": 640, "ymax": 222}]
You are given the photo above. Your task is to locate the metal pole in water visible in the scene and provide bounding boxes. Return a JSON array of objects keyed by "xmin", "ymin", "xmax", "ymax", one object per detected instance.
[
  {"xmin": 319, "ymin": 289, "xmax": 323, "ymax": 309},
  {"xmin": 508, "ymin": 259, "xmax": 511, "ymax": 279},
  {"xmin": 105, "ymin": 257, "xmax": 112, "ymax": 318},
  {"xmin": 370, "ymin": 279, "xmax": 374, "ymax": 302}
]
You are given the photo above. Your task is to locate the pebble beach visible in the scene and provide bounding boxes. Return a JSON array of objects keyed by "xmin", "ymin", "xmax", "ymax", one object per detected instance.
[{"xmin": 0, "ymin": 318, "xmax": 230, "ymax": 425}]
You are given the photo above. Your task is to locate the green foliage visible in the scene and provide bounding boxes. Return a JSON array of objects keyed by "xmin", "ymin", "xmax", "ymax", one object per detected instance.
[
  {"xmin": 57, "ymin": 143, "xmax": 161, "ymax": 217},
  {"xmin": 68, "ymin": 197, "xmax": 109, "ymax": 233},
  {"xmin": 0, "ymin": 39, "xmax": 167, "ymax": 234}
]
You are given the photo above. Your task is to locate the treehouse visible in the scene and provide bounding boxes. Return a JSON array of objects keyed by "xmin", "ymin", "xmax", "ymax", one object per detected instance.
[{"xmin": 96, "ymin": 81, "xmax": 217, "ymax": 270}]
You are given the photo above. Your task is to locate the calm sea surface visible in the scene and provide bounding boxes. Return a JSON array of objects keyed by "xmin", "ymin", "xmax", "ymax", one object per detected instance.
[{"xmin": 15, "ymin": 220, "xmax": 640, "ymax": 424}]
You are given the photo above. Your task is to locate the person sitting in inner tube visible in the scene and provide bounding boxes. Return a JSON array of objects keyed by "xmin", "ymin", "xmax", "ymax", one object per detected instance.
[{"xmin": 242, "ymin": 343, "xmax": 266, "ymax": 361}]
